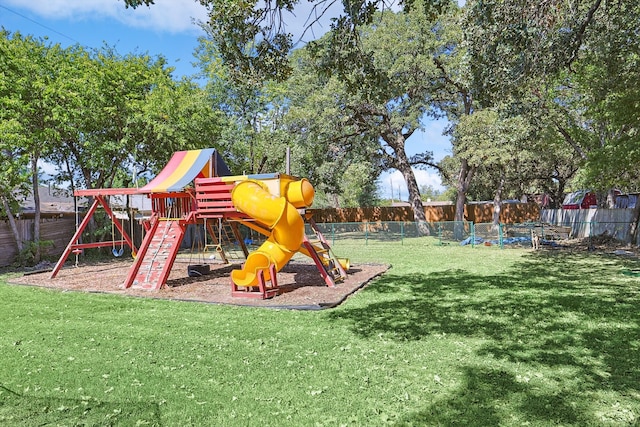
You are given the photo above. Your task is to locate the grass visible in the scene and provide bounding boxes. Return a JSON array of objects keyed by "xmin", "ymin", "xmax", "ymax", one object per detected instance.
[{"xmin": 1, "ymin": 238, "xmax": 639, "ymax": 426}]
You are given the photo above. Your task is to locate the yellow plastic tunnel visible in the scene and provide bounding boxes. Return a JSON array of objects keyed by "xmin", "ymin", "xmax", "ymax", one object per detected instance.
[{"xmin": 230, "ymin": 180, "xmax": 307, "ymax": 287}]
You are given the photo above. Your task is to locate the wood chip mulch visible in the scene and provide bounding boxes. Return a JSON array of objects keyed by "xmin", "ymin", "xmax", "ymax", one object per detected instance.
[{"xmin": 8, "ymin": 259, "xmax": 389, "ymax": 310}]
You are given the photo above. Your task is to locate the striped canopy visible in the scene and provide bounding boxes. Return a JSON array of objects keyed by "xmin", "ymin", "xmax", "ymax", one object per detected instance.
[{"xmin": 141, "ymin": 148, "xmax": 229, "ymax": 193}]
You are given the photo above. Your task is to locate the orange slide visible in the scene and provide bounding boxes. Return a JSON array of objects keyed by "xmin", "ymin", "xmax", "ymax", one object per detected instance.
[{"xmin": 230, "ymin": 178, "xmax": 315, "ymax": 287}]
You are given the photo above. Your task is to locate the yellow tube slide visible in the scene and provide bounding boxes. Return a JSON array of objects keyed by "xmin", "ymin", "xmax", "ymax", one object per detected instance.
[{"xmin": 230, "ymin": 179, "xmax": 312, "ymax": 287}]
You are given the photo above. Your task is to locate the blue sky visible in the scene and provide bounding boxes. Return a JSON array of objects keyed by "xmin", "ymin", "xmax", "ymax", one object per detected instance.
[{"xmin": 1, "ymin": 0, "xmax": 452, "ymax": 199}]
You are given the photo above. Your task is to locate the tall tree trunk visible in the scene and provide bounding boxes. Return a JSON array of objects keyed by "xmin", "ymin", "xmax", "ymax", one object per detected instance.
[
  {"xmin": 395, "ymin": 145, "xmax": 429, "ymax": 235},
  {"xmin": 552, "ymin": 176, "xmax": 568, "ymax": 209},
  {"xmin": 492, "ymin": 170, "xmax": 506, "ymax": 229},
  {"xmin": 1, "ymin": 195, "xmax": 24, "ymax": 252},
  {"xmin": 454, "ymin": 159, "xmax": 475, "ymax": 239},
  {"xmin": 605, "ymin": 189, "xmax": 617, "ymax": 209},
  {"xmin": 454, "ymin": 159, "xmax": 476, "ymax": 222},
  {"xmin": 31, "ymin": 155, "xmax": 41, "ymax": 263},
  {"xmin": 628, "ymin": 199, "xmax": 640, "ymax": 245}
]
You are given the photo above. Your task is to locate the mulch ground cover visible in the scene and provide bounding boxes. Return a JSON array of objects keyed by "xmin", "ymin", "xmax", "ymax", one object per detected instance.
[{"xmin": 8, "ymin": 258, "xmax": 389, "ymax": 310}]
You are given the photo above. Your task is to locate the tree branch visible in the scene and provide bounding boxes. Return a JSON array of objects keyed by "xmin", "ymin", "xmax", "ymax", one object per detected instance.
[
  {"xmin": 553, "ymin": 120, "xmax": 588, "ymax": 160},
  {"xmin": 566, "ymin": 0, "xmax": 603, "ymax": 67}
]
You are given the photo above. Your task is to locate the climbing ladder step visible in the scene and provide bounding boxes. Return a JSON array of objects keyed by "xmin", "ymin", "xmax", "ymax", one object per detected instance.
[
  {"xmin": 304, "ymin": 218, "xmax": 348, "ymax": 287},
  {"xmin": 125, "ymin": 219, "xmax": 185, "ymax": 291}
]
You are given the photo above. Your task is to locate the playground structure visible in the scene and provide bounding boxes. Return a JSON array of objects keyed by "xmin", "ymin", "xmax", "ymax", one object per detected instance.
[{"xmin": 50, "ymin": 148, "xmax": 348, "ymax": 299}]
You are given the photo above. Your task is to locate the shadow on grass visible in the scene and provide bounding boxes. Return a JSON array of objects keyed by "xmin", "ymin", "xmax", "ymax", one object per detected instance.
[
  {"xmin": 0, "ymin": 385, "xmax": 161, "ymax": 426},
  {"xmin": 396, "ymin": 365, "xmax": 583, "ymax": 426},
  {"xmin": 329, "ymin": 251, "xmax": 640, "ymax": 424}
]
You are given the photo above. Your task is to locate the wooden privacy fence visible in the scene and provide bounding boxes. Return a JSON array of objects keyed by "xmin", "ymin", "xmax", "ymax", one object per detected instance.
[
  {"xmin": 0, "ymin": 214, "xmax": 77, "ymax": 267},
  {"xmin": 308, "ymin": 202, "xmax": 540, "ymax": 224}
]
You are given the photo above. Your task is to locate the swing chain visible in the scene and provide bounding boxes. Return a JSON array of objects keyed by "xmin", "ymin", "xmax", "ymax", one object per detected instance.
[{"xmin": 111, "ymin": 210, "xmax": 125, "ymax": 257}]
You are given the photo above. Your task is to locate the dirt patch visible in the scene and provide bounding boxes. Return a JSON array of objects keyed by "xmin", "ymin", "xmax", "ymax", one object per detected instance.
[
  {"xmin": 544, "ymin": 234, "xmax": 640, "ymax": 256},
  {"xmin": 8, "ymin": 259, "xmax": 389, "ymax": 309}
]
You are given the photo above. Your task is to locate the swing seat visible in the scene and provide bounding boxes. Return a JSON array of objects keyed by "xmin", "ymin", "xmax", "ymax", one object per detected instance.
[
  {"xmin": 188, "ymin": 264, "xmax": 210, "ymax": 277},
  {"xmin": 112, "ymin": 247, "xmax": 124, "ymax": 257}
]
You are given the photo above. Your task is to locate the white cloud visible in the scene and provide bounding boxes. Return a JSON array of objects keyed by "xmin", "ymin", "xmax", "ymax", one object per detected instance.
[
  {"xmin": 4, "ymin": 0, "xmax": 208, "ymax": 34},
  {"xmin": 5, "ymin": 0, "xmax": 466, "ymax": 36},
  {"xmin": 116, "ymin": 0, "xmax": 209, "ymax": 34},
  {"xmin": 379, "ymin": 168, "xmax": 444, "ymax": 201}
]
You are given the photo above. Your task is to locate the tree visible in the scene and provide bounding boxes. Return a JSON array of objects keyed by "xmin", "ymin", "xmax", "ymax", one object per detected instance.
[
  {"xmin": 419, "ymin": 185, "xmax": 443, "ymax": 202},
  {"xmin": 456, "ymin": 0, "xmax": 640, "ymax": 220},
  {"xmin": 122, "ymin": 0, "xmax": 458, "ymax": 224},
  {"xmin": 196, "ymin": 23, "xmax": 382, "ymax": 208},
  {"xmin": 130, "ymin": 75, "xmax": 225, "ymax": 179},
  {"xmin": 62, "ymin": 48, "xmax": 172, "ymax": 190},
  {"xmin": 282, "ymin": 47, "xmax": 383, "ymax": 207},
  {"xmin": 44, "ymin": 44, "xmax": 223, "ymax": 192},
  {"xmin": 568, "ymin": 2, "xmax": 640, "ymax": 192},
  {"xmin": 0, "ymin": 33, "xmax": 30, "ymax": 252},
  {"xmin": 195, "ymin": 33, "xmax": 293, "ymax": 175},
  {"xmin": 288, "ymin": 6, "xmax": 470, "ymax": 229},
  {"xmin": 1, "ymin": 29, "xmax": 225, "ymax": 260},
  {"xmin": 0, "ymin": 31, "xmax": 67, "ymax": 262},
  {"xmin": 462, "ymin": 0, "xmax": 640, "ymax": 192},
  {"xmin": 339, "ymin": 162, "xmax": 380, "ymax": 207},
  {"xmin": 122, "ymin": 0, "xmax": 449, "ymax": 83},
  {"xmin": 0, "ymin": 147, "xmax": 30, "ymax": 253},
  {"xmin": 489, "ymin": 1, "xmax": 640, "ymax": 213},
  {"xmin": 125, "ymin": 0, "xmax": 640, "ymax": 232},
  {"xmin": 512, "ymin": 123, "xmax": 580, "ymax": 209},
  {"xmin": 463, "ymin": 0, "xmax": 605, "ymax": 107},
  {"xmin": 451, "ymin": 110, "xmax": 537, "ymax": 225}
]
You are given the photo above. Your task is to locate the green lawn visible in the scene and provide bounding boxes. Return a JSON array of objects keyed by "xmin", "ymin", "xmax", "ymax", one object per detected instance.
[{"xmin": 1, "ymin": 240, "xmax": 639, "ymax": 426}]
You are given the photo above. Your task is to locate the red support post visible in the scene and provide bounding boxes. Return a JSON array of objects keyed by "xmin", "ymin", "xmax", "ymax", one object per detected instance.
[
  {"xmin": 50, "ymin": 198, "xmax": 101, "ymax": 278},
  {"xmin": 302, "ymin": 236, "xmax": 336, "ymax": 288},
  {"xmin": 231, "ymin": 263, "xmax": 279, "ymax": 299}
]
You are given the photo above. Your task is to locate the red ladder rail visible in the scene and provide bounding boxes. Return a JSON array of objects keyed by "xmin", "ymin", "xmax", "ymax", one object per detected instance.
[{"xmin": 126, "ymin": 219, "xmax": 185, "ymax": 290}]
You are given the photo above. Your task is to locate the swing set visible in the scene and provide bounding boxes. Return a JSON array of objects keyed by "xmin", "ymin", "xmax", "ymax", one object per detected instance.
[
  {"xmin": 57, "ymin": 190, "xmax": 141, "ymax": 268},
  {"xmin": 50, "ymin": 149, "xmax": 232, "ymax": 283}
]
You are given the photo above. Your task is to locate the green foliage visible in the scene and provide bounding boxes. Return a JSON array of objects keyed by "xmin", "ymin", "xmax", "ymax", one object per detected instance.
[
  {"xmin": 464, "ymin": 0, "xmax": 602, "ymax": 107},
  {"xmin": 195, "ymin": 35, "xmax": 292, "ymax": 175},
  {"xmin": 451, "ymin": 109, "xmax": 538, "ymax": 201},
  {"xmin": 0, "ymin": 29, "xmax": 225, "ymax": 254},
  {"xmin": 462, "ymin": 0, "xmax": 640, "ymax": 194},
  {"xmin": 1, "ymin": 30, "xmax": 224, "ymax": 194},
  {"xmin": 122, "ymin": 0, "xmax": 155, "ymax": 6},
  {"xmin": 568, "ymin": 3, "xmax": 640, "ymax": 191},
  {"xmin": 197, "ymin": 0, "xmax": 294, "ymax": 84},
  {"xmin": 419, "ymin": 184, "xmax": 445, "ymax": 202},
  {"xmin": 287, "ymin": 5, "xmax": 464, "ymax": 214},
  {"xmin": 119, "ymin": 0, "xmax": 640, "ymax": 205},
  {"xmin": 13, "ymin": 240, "xmax": 53, "ymax": 267},
  {"xmin": 0, "ymin": 149, "xmax": 30, "ymax": 214},
  {"xmin": 338, "ymin": 162, "xmax": 381, "ymax": 207},
  {"xmin": 126, "ymin": 0, "xmax": 452, "ymax": 86}
]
